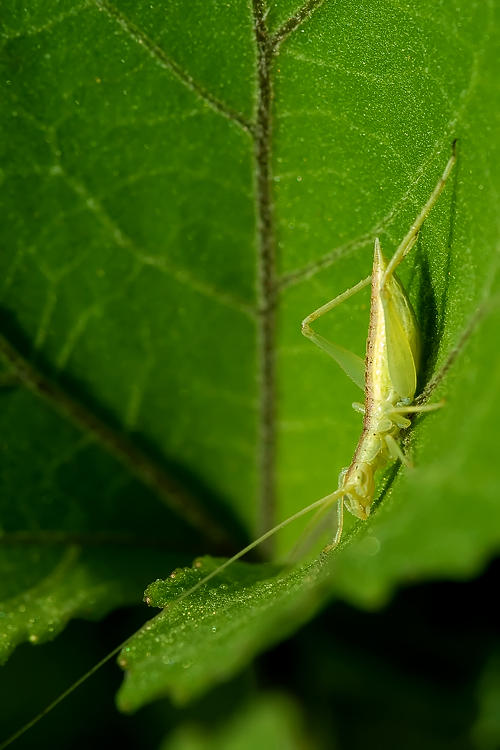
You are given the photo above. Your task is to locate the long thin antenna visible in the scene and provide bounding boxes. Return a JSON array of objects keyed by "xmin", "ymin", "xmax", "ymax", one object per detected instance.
[
  {"xmin": 382, "ymin": 141, "xmax": 457, "ymax": 285},
  {"xmin": 0, "ymin": 488, "xmax": 341, "ymax": 749},
  {"xmin": 0, "ymin": 644, "xmax": 125, "ymax": 750}
]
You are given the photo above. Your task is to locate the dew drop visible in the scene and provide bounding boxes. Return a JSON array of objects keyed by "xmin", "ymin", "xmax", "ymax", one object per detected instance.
[{"xmin": 361, "ymin": 536, "xmax": 381, "ymax": 556}]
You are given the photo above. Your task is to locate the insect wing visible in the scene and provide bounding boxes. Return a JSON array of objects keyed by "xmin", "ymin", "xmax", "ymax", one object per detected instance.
[{"xmin": 381, "ymin": 285, "xmax": 418, "ymax": 399}]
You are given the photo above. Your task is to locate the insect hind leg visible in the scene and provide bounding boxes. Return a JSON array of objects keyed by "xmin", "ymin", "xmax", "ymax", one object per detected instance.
[
  {"xmin": 381, "ymin": 143, "xmax": 457, "ymax": 289},
  {"xmin": 301, "ymin": 275, "xmax": 372, "ymax": 390}
]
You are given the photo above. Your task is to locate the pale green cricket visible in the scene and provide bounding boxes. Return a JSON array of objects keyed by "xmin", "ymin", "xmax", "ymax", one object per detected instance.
[
  {"xmin": 0, "ymin": 146, "xmax": 457, "ymax": 749},
  {"xmin": 301, "ymin": 142, "xmax": 456, "ymax": 548}
]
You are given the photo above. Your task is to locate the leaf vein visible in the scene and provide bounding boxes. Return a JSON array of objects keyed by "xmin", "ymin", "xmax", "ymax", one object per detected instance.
[
  {"xmin": 271, "ymin": 0, "xmax": 328, "ymax": 51},
  {"xmin": 55, "ymin": 166, "xmax": 257, "ymax": 318},
  {"xmin": 0, "ymin": 1, "xmax": 91, "ymax": 41},
  {"xmin": 0, "ymin": 331, "xmax": 237, "ymax": 552},
  {"xmin": 277, "ymin": 141, "xmax": 460, "ymax": 290},
  {"xmin": 92, "ymin": 0, "xmax": 255, "ymax": 135}
]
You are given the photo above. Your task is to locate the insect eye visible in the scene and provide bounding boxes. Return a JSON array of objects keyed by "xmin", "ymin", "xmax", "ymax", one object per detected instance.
[{"xmin": 354, "ymin": 469, "xmax": 366, "ymax": 486}]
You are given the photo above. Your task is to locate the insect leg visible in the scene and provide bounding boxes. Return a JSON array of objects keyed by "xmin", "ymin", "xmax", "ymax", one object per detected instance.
[
  {"xmin": 391, "ymin": 400, "xmax": 445, "ymax": 415},
  {"xmin": 386, "ymin": 400, "xmax": 445, "ymax": 429},
  {"xmin": 301, "ymin": 275, "xmax": 372, "ymax": 389},
  {"xmin": 323, "ymin": 499, "xmax": 345, "ymax": 553},
  {"xmin": 352, "ymin": 402, "xmax": 365, "ymax": 414},
  {"xmin": 288, "ymin": 481, "xmax": 356, "ymax": 560},
  {"xmin": 382, "ymin": 142, "xmax": 457, "ymax": 287},
  {"xmin": 385, "ymin": 433, "xmax": 413, "ymax": 468}
]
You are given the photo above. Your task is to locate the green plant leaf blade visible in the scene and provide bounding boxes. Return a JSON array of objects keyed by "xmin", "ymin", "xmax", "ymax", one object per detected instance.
[
  {"xmin": 159, "ymin": 693, "xmax": 308, "ymax": 750},
  {"xmin": 0, "ymin": 544, "xmax": 178, "ymax": 663},
  {"xmin": 116, "ymin": 553, "xmax": 333, "ymax": 711},
  {"xmin": 0, "ymin": 0, "xmax": 500, "ymax": 736}
]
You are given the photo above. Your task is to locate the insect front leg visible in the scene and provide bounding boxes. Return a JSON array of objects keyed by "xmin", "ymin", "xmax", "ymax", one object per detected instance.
[
  {"xmin": 352, "ymin": 402, "xmax": 365, "ymax": 414},
  {"xmin": 301, "ymin": 275, "xmax": 372, "ymax": 389},
  {"xmin": 289, "ymin": 477, "xmax": 358, "ymax": 560}
]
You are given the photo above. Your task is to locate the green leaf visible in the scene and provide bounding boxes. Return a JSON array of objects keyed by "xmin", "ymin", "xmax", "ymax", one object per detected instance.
[
  {"xmin": 142, "ymin": 557, "xmax": 283, "ymax": 608},
  {"xmin": 117, "ymin": 554, "xmax": 331, "ymax": 711},
  {"xmin": 0, "ymin": 0, "xmax": 499, "ymax": 737},
  {"xmin": 159, "ymin": 693, "xmax": 308, "ymax": 750},
  {"xmin": 471, "ymin": 650, "xmax": 500, "ymax": 750},
  {"xmin": 0, "ymin": 544, "xmax": 177, "ymax": 662}
]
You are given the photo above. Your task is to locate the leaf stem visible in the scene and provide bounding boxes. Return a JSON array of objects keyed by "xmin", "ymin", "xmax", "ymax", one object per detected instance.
[
  {"xmin": 252, "ymin": 1, "xmax": 278, "ymax": 549},
  {"xmin": 251, "ymin": 0, "xmax": 327, "ymax": 549}
]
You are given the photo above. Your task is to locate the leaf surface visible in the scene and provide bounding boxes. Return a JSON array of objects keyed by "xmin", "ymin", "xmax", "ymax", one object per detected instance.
[
  {"xmin": 1, "ymin": 0, "xmax": 500, "ymax": 723},
  {"xmin": 118, "ymin": 554, "xmax": 331, "ymax": 711}
]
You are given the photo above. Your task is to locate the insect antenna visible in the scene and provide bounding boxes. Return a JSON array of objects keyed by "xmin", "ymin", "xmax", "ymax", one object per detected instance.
[
  {"xmin": 0, "ymin": 490, "xmax": 342, "ymax": 750},
  {"xmin": 289, "ymin": 484, "xmax": 354, "ymax": 561}
]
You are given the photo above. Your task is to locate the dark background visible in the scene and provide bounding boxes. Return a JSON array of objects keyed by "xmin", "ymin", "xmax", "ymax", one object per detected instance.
[{"xmin": 2, "ymin": 555, "xmax": 498, "ymax": 750}]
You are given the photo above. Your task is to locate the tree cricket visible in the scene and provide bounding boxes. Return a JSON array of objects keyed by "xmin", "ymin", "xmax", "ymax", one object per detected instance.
[{"xmin": 301, "ymin": 141, "xmax": 456, "ymax": 549}]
